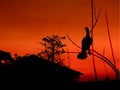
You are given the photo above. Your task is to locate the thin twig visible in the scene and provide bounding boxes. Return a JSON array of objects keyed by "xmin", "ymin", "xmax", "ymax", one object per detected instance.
[
  {"xmin": 105, "ymin": 12, "xmax": 118, "ymax": 80},
  {"xmin": 64, "ymin": 51, "xmax": 119, "ymax": 76},
  {"xmin": 89, "ymin": 8, "xmax": 102, "ymax": 34},
  {"xmin": 66, "ymin": 34, "xmax": 81, "ymax": 49},
  {"xmin": 102, "ymin": 46, "xmax": 109, "ymax": 80},
  {"xmin": 66, "ymin": 34, "xmax": 120, "ymax": 78},
  {"xmin": 105, "ymin": 12, "xmax": 116, "ymax": 66},
  {"xmin": 93, "ymin": 53, "xmax": 119, "ymax": 75},
  {"xmin": 93, "ymin": 50, "xmax": 117, "ymax": 70}
]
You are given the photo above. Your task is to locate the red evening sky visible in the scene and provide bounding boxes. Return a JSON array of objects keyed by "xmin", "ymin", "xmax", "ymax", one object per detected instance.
[{"xmin": 0, "ymin": 0, "xmax": 119, "ymax": 82}]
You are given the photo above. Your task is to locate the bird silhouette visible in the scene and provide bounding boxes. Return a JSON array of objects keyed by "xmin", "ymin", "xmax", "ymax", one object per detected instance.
[{"xmin": 77, "ymin": 27, "xmax": 93, "ymax": 59}]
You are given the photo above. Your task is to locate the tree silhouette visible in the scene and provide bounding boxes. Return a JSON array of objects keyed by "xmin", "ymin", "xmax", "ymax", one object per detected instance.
[{"xmin": 38, "ymin": 35, "xmax": 66, "ymax": 65}]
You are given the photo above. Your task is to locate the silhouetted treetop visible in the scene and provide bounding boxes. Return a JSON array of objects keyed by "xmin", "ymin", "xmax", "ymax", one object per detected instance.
[{"xmin": 38, "ymin": 35, "xmax": 67, "ymax": 65}]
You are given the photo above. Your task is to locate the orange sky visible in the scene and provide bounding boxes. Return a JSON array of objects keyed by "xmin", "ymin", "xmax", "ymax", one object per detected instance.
[{"xmin": 0, "ymin": 0, "xmax": 119, "ymax": 82}]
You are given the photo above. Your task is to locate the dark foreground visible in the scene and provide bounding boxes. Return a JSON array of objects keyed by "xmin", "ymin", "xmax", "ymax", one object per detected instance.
[
  {"xmin": 76, "ymin": 80, "xmax": 120, "ymax": 90},
  {"xmin": 1, "ymin": 75, "xmax": 119, "ymax": 90},
  {"xmin": 0, "ymin": 55, "xmax": 119, "ymax": 90}
]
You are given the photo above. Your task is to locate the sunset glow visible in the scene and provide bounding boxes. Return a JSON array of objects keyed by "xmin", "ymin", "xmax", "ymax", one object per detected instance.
[{"xmin": 0, "ymin": 0, "xmax": 119, "ymax": 82}]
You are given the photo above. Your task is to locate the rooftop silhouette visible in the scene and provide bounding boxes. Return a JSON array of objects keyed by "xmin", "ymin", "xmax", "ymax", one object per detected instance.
[{"xmin": 0, "ymin": 51, "xmax": 83, "ymax": 90}]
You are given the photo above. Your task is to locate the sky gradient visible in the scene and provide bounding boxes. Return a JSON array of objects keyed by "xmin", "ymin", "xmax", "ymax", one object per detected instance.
[{"xmin": 0, "ymin": 0, "xmax": 119, "ymax": 82}]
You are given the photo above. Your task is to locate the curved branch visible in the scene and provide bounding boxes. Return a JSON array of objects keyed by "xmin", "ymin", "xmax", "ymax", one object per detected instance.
[
  {"xmin": 66, "ymin": 34, "xmax": 120, "ymax": 76},
  {"xmin": 66, "ymin": 34, "xmax": 81, "ymax": 49},
  {"xmin": 65, "ymin": 51, "xmax": 119, "ymax": 75},
  {"xmin": 93, "ymin": 50, "xmax": 116, "ymax": 70},
  {"xmin": 93, "ymin": 53, "xmax": 119, "ymax": 75}
]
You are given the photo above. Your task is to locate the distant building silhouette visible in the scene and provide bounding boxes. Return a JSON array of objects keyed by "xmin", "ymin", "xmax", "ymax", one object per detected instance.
[{"xmin": 0, "ymin": 50, "xmax": 14, "ymax": 65}]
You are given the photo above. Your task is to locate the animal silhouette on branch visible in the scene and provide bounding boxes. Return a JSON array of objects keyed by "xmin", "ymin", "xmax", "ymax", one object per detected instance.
[{"xmin": 77, "ymin": 27, "xmax": 93, "ymax": 59}]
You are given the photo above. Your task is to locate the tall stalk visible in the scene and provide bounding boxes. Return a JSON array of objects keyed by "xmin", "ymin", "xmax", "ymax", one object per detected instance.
[
  {"xmin": 91, "ymin": 0, "xmax": 98, "ymax": 82},
  {"xmin": 66, "ymin": 34, "xmax": 120, "ymax": 80},
  {"xmin": 105, "ymin": 13, "xmax": 118, "ymax": 80},
  {"xmin": 103, "ymin": 46, "xmax": 109, "ymax": 80},
  {"xmin": 105, "ymin": 13, "xmax": 116, "ymax": 66}
]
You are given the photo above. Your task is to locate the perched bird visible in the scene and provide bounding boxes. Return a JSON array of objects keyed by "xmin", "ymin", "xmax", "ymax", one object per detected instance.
[{"xmin": 77, "ymin": 27, "xmax": 93, "ymax": 59}]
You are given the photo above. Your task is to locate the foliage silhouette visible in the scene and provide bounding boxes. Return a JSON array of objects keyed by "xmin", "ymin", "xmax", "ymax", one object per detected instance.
[{"xmin": 38, "ymin": 35, "xmax": 66, "ymax": 65}]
